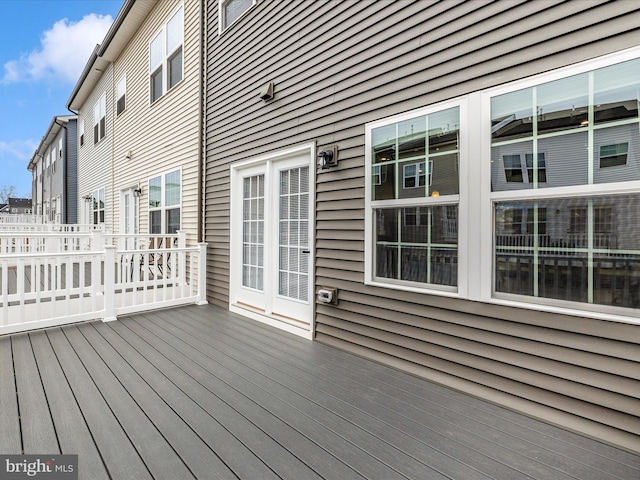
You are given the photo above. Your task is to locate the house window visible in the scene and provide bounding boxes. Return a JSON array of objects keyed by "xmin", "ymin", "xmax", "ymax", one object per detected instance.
[
  {"xmin": 367, "ymin": 103, "xmax": 460, "ymax": 290},
  {"xmin": 58, "ymin": 138, "xmax": 63, "ymax": 158},
  {"xmin": 150, "ymin": 5, "xmax": 183, "ymax": 103},
  {"xmin": 220, "ymin": 0, "xmax": 255, "ymax": 31},
  {"xmin": 93, "ymin": 93, "xmax": 106, "ymax": 144},
  {"xmin": 502, "ymin": 153, "xmax": 546, "ymax": 183},
  {"xmin": 599, "ymin": 143, "xmax": 628, "ymax": 168},
  {"xmin": 149, "ymin": 169, "xmax": 181, "ymax": 234},
  {"xmin": 92, "ymin": 188, "xmax": 105, "ymax": 225},
  {"xmin": 402, "ymin": 161, "xmax": 432, "ymax": 189},
  {"xmin": 116, "ymin": 75, "xmax": 126, "ymax": 115},
  {"xmin": 491, "ymin": 55, "xmax": 640, "ymax": 310},
  {"xmin": 51, "ymin": 146, "xmax": 57, "ymax": 173},
  {"xmin": 79, "ymin": 119, "xmax": 85, "ymax": 147}
]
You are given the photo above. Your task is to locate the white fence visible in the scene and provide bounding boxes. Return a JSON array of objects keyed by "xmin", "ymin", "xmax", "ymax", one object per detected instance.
[
  {"xmin": 0, "ymin": 214, "xmax": 45, "ymax": 224},
  {"xmin": 0, "ymin": 223, "xmax": 103, "ymax": 233},
  {"xmin": 0, "ymin": 238, "xmax": 207, "ymax": 335}
]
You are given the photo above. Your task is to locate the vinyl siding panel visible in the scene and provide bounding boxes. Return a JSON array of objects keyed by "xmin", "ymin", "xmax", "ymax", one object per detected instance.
[
  {"xmin": 112, "ymin": 0, "xmax": 201, "ymax": 245},
  {"xmin": 205, "ymin": 0, "xmax": 640, "ymax": 452},
  {"xmin": 77, "ymin": 64, "xmax": 114, "ymax": 228}
]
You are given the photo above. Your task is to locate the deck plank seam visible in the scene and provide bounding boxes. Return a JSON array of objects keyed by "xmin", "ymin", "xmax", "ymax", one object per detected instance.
[
  {"xmin": 143, "ymin": 311, "xmax": 450, "ymax": 480},
  {"xmin": 131, "ymin": 311, "xmax": 368, "ymax": 480}
]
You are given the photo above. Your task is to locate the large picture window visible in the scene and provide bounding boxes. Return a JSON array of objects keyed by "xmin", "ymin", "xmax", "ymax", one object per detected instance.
[
  {"xmin": 490, "ymin": 55, "xmax": 640, "ymax": 312},
  {"xmin": 150, "ymin": 5, "xmax": 183, "ymax": 103},
  {"xmin": 149, "ymin": 169, "xmax": 181, "ymax": 234},
  {"xmin": 367, "ymin": 104, "xmax": 460, "ymax": 290}
]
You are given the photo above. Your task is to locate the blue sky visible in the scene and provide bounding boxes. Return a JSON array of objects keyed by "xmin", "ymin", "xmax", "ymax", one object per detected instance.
[{"xmin": 0, "ymin": 0, "xmax": 124, "ymax": 198}]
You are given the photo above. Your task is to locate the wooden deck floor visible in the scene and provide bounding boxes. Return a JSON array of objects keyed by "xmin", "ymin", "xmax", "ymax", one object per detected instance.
[{"xmin": 1, "ymin": 304, "xmax": 638, "ymax": 480}]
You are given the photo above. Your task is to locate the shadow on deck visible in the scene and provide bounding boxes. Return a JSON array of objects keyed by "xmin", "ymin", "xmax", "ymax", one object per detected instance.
[{"xmin": 1, "ymin": 304, "xmax": 638, "ymax": 479}]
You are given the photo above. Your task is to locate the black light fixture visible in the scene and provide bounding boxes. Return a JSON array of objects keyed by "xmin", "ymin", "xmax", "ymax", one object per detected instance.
[
  {"xmin": 83, "ymin": 194, "xmax": 92, "ymax": 203},
  {"xmin": 317, "ymin": 145, "xmax": 338, "ymax": 170},
  {"xmin": 133, "ymin": 187, "xmax": 142, "ymax": 198}
]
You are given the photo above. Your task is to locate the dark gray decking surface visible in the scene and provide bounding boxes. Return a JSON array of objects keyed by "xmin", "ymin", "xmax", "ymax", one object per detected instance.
[{"xmin": 1, "ymin": 304, "xmax": 638, "ymax": 480}]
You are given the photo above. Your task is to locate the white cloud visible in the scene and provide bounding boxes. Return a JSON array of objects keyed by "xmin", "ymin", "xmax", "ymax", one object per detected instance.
[
  {"xmin": 1, "ymin": 13, "xmax": 113, "ymax": 85},
  {"xmin": 0, "ymin": 139, "xmax": 39, "ymax": 161}
]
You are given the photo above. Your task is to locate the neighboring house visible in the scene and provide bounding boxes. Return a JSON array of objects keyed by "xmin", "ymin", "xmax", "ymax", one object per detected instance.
[
  {"xmin": 66, "ymin": 0, "xmax": 202, "ymax": 244},
  {"xmin": 204, "ymin": 0, "xmax": 640, "ymax": 453},
  {"xmin": 6, "ymin": 198, "xmax": 32, "ymax": 215},
  {"xmin": 27, "ymin": 115, "xmax": 78, "ymax": 223}
]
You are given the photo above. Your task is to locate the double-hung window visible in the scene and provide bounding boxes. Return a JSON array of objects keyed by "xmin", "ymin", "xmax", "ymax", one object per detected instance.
[
  {"xmin": 366, "ymin": 102, "xmax": 461, "ymax": 291},
  {"xmin": 92, "ymin": 188, "xmax": 105, "ymax": 225},
  {"xmin": 150, "ymin": 5, "xmax": 183, "ymax": 103},
  {"xmin": 93, "ymin": 93, "xmax": 106, "ymax": 144},
  {"xmin": 490, "ymin": 54, "xmax": 640, "ymax": 312},
  {"xmin": 149, "ymin": 169, "xmax": 181, "ymax": 234}
]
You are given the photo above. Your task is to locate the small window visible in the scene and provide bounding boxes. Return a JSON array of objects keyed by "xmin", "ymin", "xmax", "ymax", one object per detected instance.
[
  {"xmin": 220, "ymin": 0, "xmax": 255, "ymax": 30},
  {"xmin": 503, "ymin": 153, "xmax": 546, "ymax": 183},
  {"xmin": 93, "ymin": 93, "xmax": 106, "ymax": 144},
  {"xmin": 599, "ymin": 143, "xmax": 628, "ymax": 168},
  {"xmin": 116, "ymin": 75, "xmax": 126, "ymax": 115},
  {"xmin": 148, "ymin": 169, "xmax": 181, "ymax": 234},
  {"xmin": 150, "ymin": 6, "xmax": 183, "ymax": 103},
  {"xmin": 79, "ymin": 119, "xmax": 85, "ymax": 146},
  {"xmin": 92, "ymin": 188, "xmax": 105, "ymax": 225}
]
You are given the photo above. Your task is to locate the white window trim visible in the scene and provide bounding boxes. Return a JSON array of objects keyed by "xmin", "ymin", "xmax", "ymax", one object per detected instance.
[
  {"xmin": 478, "ymin": 44, "xmax": 640, "ymax": 324},
  {"xmin": 364, "ymin": 97, "xmax": 469, "ymax": 299},
  {"xmin": 148, "ymin": 167, "xmax": 182, "ymax": 234},
  {"xmin": 365, "ymin": 45, "xmax": 640, "ymax": 325},
  {"xmin": 149, "ymin": 3, "xmax": 184, "ymax": 105},
  {"xmin": 218, "ymin": 0, "xmax": 257, "ymax": 33}
]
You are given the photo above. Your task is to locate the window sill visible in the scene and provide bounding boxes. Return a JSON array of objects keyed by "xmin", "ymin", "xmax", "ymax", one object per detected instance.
[
  {"xmin": 488, "ymin": 294, "xmax": 640, "ymax": 326},
  {"xmin": 366, "ymin": 278, "xmax": 459, "ymax": 298}
]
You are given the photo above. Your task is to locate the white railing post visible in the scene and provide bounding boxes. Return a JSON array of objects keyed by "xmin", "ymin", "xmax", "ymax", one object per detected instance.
[
  {"xmin": 92, "ymin": 230, "xmax": 104, "ymax": 251},
  {"xmin": 103, "ymin": 245, "xmax": 117, "ymax": 322},
  {"xmin": 177, "ymin": 230, "xmax": 186, "ymax": 249},
  {"xmin": 197, "ymin": 242, "xmax": 208, "ymax": 305}
]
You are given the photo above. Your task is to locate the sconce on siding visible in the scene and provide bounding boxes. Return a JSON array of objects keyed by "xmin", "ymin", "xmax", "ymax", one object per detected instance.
[
  {"xmin": 133, "ymin": 187, "xmax": 142, "ymax": 198},
  {"xmin": 317, "ymin": 145, "xmax": 338, "ymax": 170}
]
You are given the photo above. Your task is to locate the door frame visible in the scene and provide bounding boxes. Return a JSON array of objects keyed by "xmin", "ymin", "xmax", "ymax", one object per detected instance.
[{"xmin": 229, "ymin": 142, "xmax": 316, "ymax": 339}]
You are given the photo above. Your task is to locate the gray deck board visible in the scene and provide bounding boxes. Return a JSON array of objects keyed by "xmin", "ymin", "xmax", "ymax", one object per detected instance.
[
  {"xmin": 0, "ymin": 336, "xmax": 21, "ymax": 454},
  {"xmin": 169, "ymin": 308, "xmax": 574, "ymax": 480},
  {"xmin": 2, "ymin": 304, "xmax": 639, "ymax": 480},
  {"xmin": 46, "ymin": 328, "xmax": 152, "ymax": 480},
  {"xmin": 62, "ymin": 326, "xmax": 197, "ymax": 480},
  {"xmin": 11, "ymin": 333, "xmax": 59, "ymax": 454}
]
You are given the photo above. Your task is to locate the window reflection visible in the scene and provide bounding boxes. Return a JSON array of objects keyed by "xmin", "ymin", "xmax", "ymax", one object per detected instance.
[
  {"xmin": 495, "ymin": 195, "xmax": 640, "ymax": 307},
  {"xmin": 372, "ymin": 107, "xmax": 459, "ymax": 200},
  {"xmin": 375, "ymin": 206, "xmax": 458, "ymax": 286}
]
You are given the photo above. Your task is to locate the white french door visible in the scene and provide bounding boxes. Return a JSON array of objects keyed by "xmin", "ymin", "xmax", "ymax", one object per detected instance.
[{"xmin": 230, "ymin": 147, "xmax": 314, "ymax": 335}]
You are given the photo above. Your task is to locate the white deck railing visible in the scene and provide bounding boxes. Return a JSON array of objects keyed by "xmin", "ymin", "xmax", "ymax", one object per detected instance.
[{"xmin": 0, "ymin": 239, "xmax": 207, "ymax": 335}]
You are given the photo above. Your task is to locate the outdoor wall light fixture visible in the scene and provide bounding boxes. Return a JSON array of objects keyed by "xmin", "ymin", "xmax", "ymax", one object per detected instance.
[
  {"xmin": 83, "ymin": 194, "xmax": 92, "ymax": 202},
  {"xmin": 317, "ymin": 145, "xmax": 338, "ymax": 170},
  {"xmin": 133, "ymin": 187, "xmax": 142, "ymax": 198},
  {"xmin": 125, "ymin": 150, "xmax": 132, "ymax": 160}
]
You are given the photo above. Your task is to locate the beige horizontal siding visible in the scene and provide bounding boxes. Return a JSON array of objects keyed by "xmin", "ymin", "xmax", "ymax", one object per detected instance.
[{"xmin": 205, "ymin": 0, "xmax": 640, "ymax": 453}]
